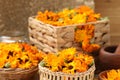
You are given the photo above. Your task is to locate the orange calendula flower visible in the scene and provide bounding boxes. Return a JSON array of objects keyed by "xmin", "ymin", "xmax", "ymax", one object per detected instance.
[
  {"xmin": 101, "ymin": 69, "xmax": 120, "ymax": 80},
  {"xmin": 58, "ymin": 48, "xmax": 76, "ymax": 61},
  {"xmin": 0, "ymin": 42, "xmax": 45, "ymax": 69},
  {"xmin": 82, "ymin": 37, "xmax": 100, "ymax": 53},
  {"xmin": 40, "ymin": 48, "xmax": 94, "ymax": 74},
  {"xmin": 75, "ymin": 5, "xmax": 94, "ymax": 15},
  {"xmin": 87, "ymin": 13, "xmax": 101, "ymax": 22},
  {"xmin": 75, "ymin": 29, "xmax": 88, "ymax": 42},
  {"xmin": 75, "ymin": 24, "xmax": 100, "ymax": 53},
  {"xmin": 35, "ymin": 5, "xmax": 101, "ymax": 26}
]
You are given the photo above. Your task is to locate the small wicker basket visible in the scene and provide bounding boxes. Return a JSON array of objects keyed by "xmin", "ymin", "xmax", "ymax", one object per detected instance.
[
  {"xmin": 0, "ymin": 66, "xmax": 38, "ymax": 80},
  {"xmin": 39, "ymin": 64, "xmax": 95, "ymax": 80}
]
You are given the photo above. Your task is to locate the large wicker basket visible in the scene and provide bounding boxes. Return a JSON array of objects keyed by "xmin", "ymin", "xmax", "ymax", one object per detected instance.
[
  {"xmin": 28, "ymin": 16, "xmax": 110, "ymax": 53},
  {"xmin": 39, "ymin": 64, "xmax": 95, "ymax": 80},
  {"xmin": 0, "ymin": 66, "xmax": 38, "ymax": 80}
]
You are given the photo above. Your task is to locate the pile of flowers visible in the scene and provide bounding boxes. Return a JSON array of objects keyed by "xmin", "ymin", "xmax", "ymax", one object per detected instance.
[
  {"xmin": 0, "ymin": 42, "xmax": 45, "ymax": 69},
  {"xmin": 35, "ymin": 5, "xmax": 101, "ymax": 26},
  {"xmin": 36, "ymin": 5, "xmax": 101, "ymax": 53},
  {"xmin": 101, "ymin": 69, "xmax": 120, "ymax": 80},
  {"xmin": 39, "ymin": 47, "xmax": 94, "ymax": 74},
  {"xmin": 75, "ymin": 24, "xmax": 100, "ymax": 53}
]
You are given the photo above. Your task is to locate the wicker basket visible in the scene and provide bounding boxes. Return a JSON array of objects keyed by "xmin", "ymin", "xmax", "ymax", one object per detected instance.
[
  {"xmin": 28, "ymin": 16, "xmax": 110, "ymax": 53},
  {"xmin": 39, "ymin": 64, "xmax": 95, "ymax": 80},
  {"xmin": 0, "ymin": 66, "xmax": 38, "ymax": 80}
]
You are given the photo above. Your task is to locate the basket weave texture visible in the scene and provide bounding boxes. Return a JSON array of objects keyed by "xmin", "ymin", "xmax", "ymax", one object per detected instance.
[
  {"xmin": 39, "ymin": 64, "xmax": 95, "ymax": 80},
  {"xmin": 28, "ymin": 17, "xmax": 110, "ymax": 53},
  {"xmin": 0, "ymin": 66, "xmax": 38, "ymax": 80}
]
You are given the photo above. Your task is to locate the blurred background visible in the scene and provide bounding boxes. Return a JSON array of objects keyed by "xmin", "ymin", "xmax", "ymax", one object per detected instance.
[
  {"xmin": 0, "ymin": 0, "xmax": 90, "ymax": 40},
  {"xmin": 95, "ymin": 0, "xmax": 120, "ymax": 45},
  {"xmin": 0, "ymin": 0, "xmax": 119, "ymax": 44}
]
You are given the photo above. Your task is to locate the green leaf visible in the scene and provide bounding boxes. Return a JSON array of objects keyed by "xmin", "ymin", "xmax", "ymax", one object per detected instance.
[
  {"xmin": 4, "ymin": 62, "xmax": 11, "ymax": 68},
  {"xmin": 39, "ymin": 60, "xmax": 46, "ymax": 67},
  {"xmin": 100, "ymin": 17, "xmax": 109, "ymax": 21},
  {"xmin": 89, "ymin": 61, "xmax": 94, "ymax": 67}
]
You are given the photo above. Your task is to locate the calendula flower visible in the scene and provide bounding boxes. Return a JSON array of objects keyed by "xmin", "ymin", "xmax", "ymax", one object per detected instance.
[
  {"xmin": 58, "ymin": 48, "xmax": 76, "ymax": 61},
  {"xmin": 82, "ymin": 37, "xmax": 100, "ymax": 53},
  {"xmin": 75, "ymin": 5, "xmax": 94, "ymax": 15},
  {"xmin": 102, "ymin": 69, "xmax": 120, "ymax": 80},
  {"xmin": 75, "ymin": 29, "xmax": 88, "ymax": 42},
  {"xmin": 63, "ymin": 61, "xmax": 76, "ymax": 74},
  {"xmin": 87, "ymin": 13, "xmax": 101, "ymax": 22},
  {"xmin": 35, "ymin": 5, "xmax": 101, "ymax": 26},
  {"xmin": 72, "ymin": 13, "xmax": 87, "ymax": 24},
  {"xmin": 0, "ymin": 59, "xmax": 6, "ymax": 68},
  {"xmin": 40, "ymin": 48, "xmax": 94, "ymax": 74},
  {"xmin": 11, "ymin": 60, "xmax": 19, "ymax": 68},
  {"xmin": 0, "ymin": 42, "xmax": 45, "ymax": 69},
  {"xmin": 75, "ymin": 24, "xmax": 100, "ymax": 53}
]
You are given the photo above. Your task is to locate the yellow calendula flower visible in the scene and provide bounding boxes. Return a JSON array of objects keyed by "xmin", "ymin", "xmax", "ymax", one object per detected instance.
[
  {"xmin": 0, "ymin": 59, "xmax": 6, "ymax": 68},
  {"xmin": 107, "ymin": 70, "xmax": 120, "ymax": 80},
  {"xmin": 72, "ymin": 13, "xmax": 87, "ymax": 24},
  {"xmin": 19, "ymin": 61, "xmax": 32, "ymax": 69},
  {"xmin": 82, "ymin": 37, "xmax": 100, "ymax": 53},
  {"xmin": 35, "ymin": 5, "xmax": 101, "ymax": 26},
  {"xmin": 41, "ymin": 47, "xmax": 94, "ymax": 74},
  {"xmin": 58, "ymin": 48, "xmax": 76, "ymax": 61},
  {"xmin": 0, "ymin": 42, "xmax": 45, "ymax": 69},
  {"xmin": 11, "ymin": 60, "xmax": 19, "ymax": 68},
  {"xmin": 101, "ymin": 69, "xmax": 120, "ymax": 80}
]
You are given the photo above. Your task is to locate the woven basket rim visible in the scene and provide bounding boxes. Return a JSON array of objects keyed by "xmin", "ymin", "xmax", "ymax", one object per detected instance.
[
  {"xmin": 39, "ymin": 64, "xmax": 95, "ymax": 77},
  {"xmin": 0, "ymin": 66, "xmax": 38, "ymax": 79},
  {"xmin": 29, "ymin": 16, "xmax": 109, "ymax": 28},
  {"xmin": 98, "ymin": 70, "xmax": 109, "ymax": 80},
  {"xmin": 0, "ymin": 66, "xmax": 38, "ymax": 74}
]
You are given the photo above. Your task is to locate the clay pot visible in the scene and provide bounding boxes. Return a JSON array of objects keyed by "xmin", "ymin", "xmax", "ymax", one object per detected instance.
[{"xmin": 99, "ymin": 45, "xmax": 120, "ymax": 69}]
